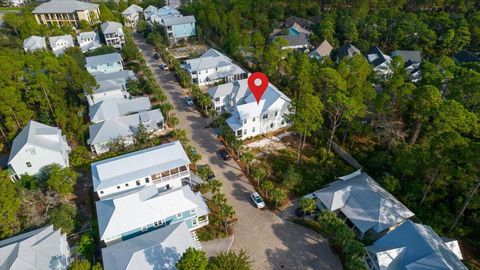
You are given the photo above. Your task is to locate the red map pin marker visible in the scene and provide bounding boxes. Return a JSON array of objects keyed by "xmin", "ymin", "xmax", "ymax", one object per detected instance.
[{"xmin": 248, "ymin": 72, "xmax": 269, "ymax": 104}]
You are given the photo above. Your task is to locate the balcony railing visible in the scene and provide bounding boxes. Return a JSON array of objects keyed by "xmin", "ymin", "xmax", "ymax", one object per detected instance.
[{"xmin": 152, "ymin": 170, "xmax": 190, "ymax": 183}]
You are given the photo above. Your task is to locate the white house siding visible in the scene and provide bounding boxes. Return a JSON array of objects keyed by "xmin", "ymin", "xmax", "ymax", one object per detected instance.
[
  {"xmin": 86, "ymin": 62, "xmax": 123, "ymax": 74},
  {"xmin": 10, "ymin": 147, "xmax": 69, "ymax": 177},
  {"xmin": 87, "ymin": 89, "xmax": 130, "ymax": 106}
]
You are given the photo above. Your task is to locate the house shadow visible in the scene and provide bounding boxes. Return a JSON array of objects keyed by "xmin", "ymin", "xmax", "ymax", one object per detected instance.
[{"xmin": 143, "ymin": 245, "xmax": 181, "ymax": 270}]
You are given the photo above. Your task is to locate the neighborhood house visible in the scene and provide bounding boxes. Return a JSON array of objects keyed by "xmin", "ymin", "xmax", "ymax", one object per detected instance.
[
  {"xmin": 48, "ymin": 34, "xmax": 74, "ymax": 56},
  {"xmin": 183, "ymin": 48, "xmax": 248, "ymax": 86},
  {"xmin": 77, "ymin": 31, "xmax": 102, "ymax": 53},
  {"xmin": 23, "ymin": 36, "xmax": 47, "ymax": 52},
  {"xmin": 85, "ymin": 53, "xmax": 124, "ymax": 74},
  {"xmin": 8, "ymin": 120, "xmax": 70, "ymax": 178},
  {"xmin": 208, "ymin": 78, "xmax": 291, "ymax": 139},
  {"xmin": 121, "ymin": 4, "xmax": 143, "ymax": 28},
  {"xmin": 32, "ymin": 0, "xmax": 100, "ymax": 27},
  {"xmin": 101, "ymin": 21, "xmax": 125, "ymax": 49}
]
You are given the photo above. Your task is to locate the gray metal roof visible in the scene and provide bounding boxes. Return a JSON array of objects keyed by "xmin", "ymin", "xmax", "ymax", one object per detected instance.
[
  {"xmin": 93, "ymin": 70, "xmax": 136, "ymax": 82},
  {"xmin": 8, "ymin": 120, "xmax": 67, "ymax": 165},
  {"xmin": 96, "ymin": 185, "xmax": 209, "ymax": 240},
  {"xmin": 0, "ymin": 225, "xmax": 69, "ymax": 270},
  {"xmin": 91, "ymin": 141, "xmax": 188, "ymax": 191},
  {"xmin": 32, "ymin": 0, "xmax": 98, "ymax": 13},
  {"xmin": 85, "ymin": 53, "xmax": 122, "ymax": 68},
  {"xmin": 101, "ymin": 21, "xmax": 123, "ymax": 34},
  {"xmin": 273, "ymin": 34, "xmax": 309, "ymax": 47},
  {"xmin": 391, "ymin": 50, "xmax": 422, "ymax": 63},
  {"xmin": 121, "ymin": 4, "xmax": 143, "ymax": 15},
  {"xmin": 161, "ymin": 15, "xmax": 195, "ymax": 26},
  {"xmin": 336, "ymin": 43, "xmax": 361, "ymax": 60},
  {"xmin": 366, "ymin": 46, "xmax": 392, "ymax": 68},
  {"xmin": 101, "ymin": 221, "xmax": 195, "ymax": 270},
  {"xmin": 23, "ymin": 36, "xmax": 47, "ymax": 52},
  {"xmin": 315, "ymin": 171, "xmax": 414, "ymax": 234},
  {"xmin": 366, "ymin": 220, "xmax": 467, "ymax": 270},
  {"xmin": 184, "ymin": 49, "xmax": 246, "ymax": 81},
  {"xmin": 93, "ymin": 79, "xmax": 124, "ymax": 94},
  {"xmin": 89, "ymin": 97, "xmax": 151, "ymax": 123},
  {"xmin": 87, "ymin": 109, "xmax": 164, "ymax": 145}
]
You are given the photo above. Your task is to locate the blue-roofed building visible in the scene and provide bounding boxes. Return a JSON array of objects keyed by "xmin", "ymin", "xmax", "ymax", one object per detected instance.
[
  {"xmin": 96, "ymin": 185, "xmax": 209, "ymax": 245},
  {"xmin": 101, "ymin": 221, "xmax": 200, "ymax": 270},
  {"xmin": 365, "ymin": 220, "xmax": 467, "ymax": 270},
  {"xmin": 91, "ymin": 141, "xmax": 191, "ymax": 199}
]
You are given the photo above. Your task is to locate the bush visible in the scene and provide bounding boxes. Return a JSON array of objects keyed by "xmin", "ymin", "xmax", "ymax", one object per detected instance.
[{"xmin": 50, "ymin": 203, "xmax": 77, "ymax": 233}]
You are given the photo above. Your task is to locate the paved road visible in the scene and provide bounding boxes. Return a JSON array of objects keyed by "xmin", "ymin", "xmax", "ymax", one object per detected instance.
[{"xmin": 133, "ymin": 34, "xmax": 342, "ymax": 270}]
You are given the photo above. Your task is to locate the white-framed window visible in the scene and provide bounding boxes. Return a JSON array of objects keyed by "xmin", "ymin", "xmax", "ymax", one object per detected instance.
[
  {"xmin": 125, "ymin": 183, "xmax": 129, "ymax": 187},
  {"xmin": 252, "ymin": 127, "xmax": 255, "ymax": 133},
  {"xmin": 145, "ymin": 177, "xmax": 149, "ymax": 183},
  {"xmin": 262, "ymin": 114, "xmax": 268, "ymax": 119},
  {"xmin": 243, "ymin": 129, "xmax": 247, "ymax": 135},
  {"xmin": 141, "ymin": 225, "xmax": 148, "ymax": 232},
  {"xmin": 192, "ymin": 218, "xmax": 197, "ymax": 226},
  {"xmin": 116, "ymin": 186, "xmax": 120, "ymax": 189},
  {"xmin": 275, "ymin": 111, "xmax": 278, "ymax": 117},
  {"xmin": 270, "ymin": 123, "xmax": 274, "ymax": 128},
  {"xmin": 136, "ymin": 180, "xmax": 141, "ymax": 186},
  {"xmin": 215, "ymin": 97, "xmax": 220, "ymax": 102},
  {"xmin": 177, "ymin": 212, "xmax": 183, "ymax": 218},
  {"xmin": 243, "ymin": 119, "xmax": 247, "ymax": 124},
  {"xmin": 252, "ymin": 117, "xmax": 256, "ymax": 122},
  {"xmin": 190, "ymin": 209, "xmax": 195, "ymax": 214},
  {"xmin": 100, "ymin": 191, "xmax": 104, "ymax": 194},
  {"xmin": 26, "ymin": 162, "xmax": 32, "ymax": 168}
]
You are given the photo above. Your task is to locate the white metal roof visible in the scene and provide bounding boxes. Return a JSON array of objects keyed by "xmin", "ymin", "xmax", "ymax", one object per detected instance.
[
  {"xmin": 32, "ymin": 0, "xmax": 98, "ymax": 13},
  {"xmin": 23, "ymin": 36, "xmax": 47, "ymax": 52},
  {"xmin": 96, "ymin": 185, "xmax": 209, "ymax": 240},
  {"xmin": 101, "ymin": 221, "xmax": 196, "ymax": 270},
  {"xmin": 91, "ymin": 141, "xmax": 189, "ymax": 191},
  {"xmin": 85, "ymin": 53, "xmax": 122, "ymax": 68},
  {"xmin": 121, "ymin": 4, "xmax": 143, "ymax": 15},
  {"xmin": 89, "ymin": 97, "xmax": 151, "ymax": 123},
  {"xmin": 101, "ymin": 21, "xmax": 123, "ymax": 34}
]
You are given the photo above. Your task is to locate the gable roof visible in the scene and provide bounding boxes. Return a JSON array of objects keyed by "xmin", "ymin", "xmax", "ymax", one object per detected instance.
[
  {"xmin": 161, "ymin": 15, "xmax": 195, "ymax": 26},
  {"xmin": 309, "ymin": 40, "xmax": 333, "ymax": 58},
  {"xmin": 87, "ymin": 109, "xmax": 164, "ymax": 145},
  {"xmin": 96, "ymin": 185, "xmax": 209, "ymax": 240},
  {"xmin": 366, "ymin": 46, "xmax": 392, "ymax": 68},
  {"xmin": 273, "ymin": 34, "xmax": 309, "ymax": 47},
  {"xmin": 284, "ymin": 16, "xmax": 312, "ymax": 29},
  {"xmin": 101, "ymin": 221, "xmax": 195, "ymax": 270},
  {"xmin": 156, "ymin": 6, "xmax": 181, "ymax": 17},
  {"xmin": 89, "ymin": 97, "xmax": 151, "ymax": 123},
  {"xmin": 23, "ymin": 36, "xmax": 47, "ymax": 52},
  {"xmin": 85, "ymin": 53, "xmax": 122, "ymax": 68},
  {"xmin": 367, "ymin": 220, "xmax": 467, "ymax": 270},
  {"xmin": 8, "ymin": 120, "xmax": 67, "ymax": 164},
  {"xmin": 101, "ymin": 21, "xmax": 123, "ymax": 34},
  {"xmin": 184, "ymin": 49, "xmax": 246, "ymax": 79},
  {"xmin": 91, "ymin": 141, "xmax": 189, "ymax": 191},
  {"xmin": 336, "ymin": 43, "xmax": 361, "ymax": 60},
  {"xmin": 391, "ymin": 50, "xmax": 422, "ymax": 63},
  {"xmin": 315, "ymin": 172, "xmax": 414, "ymax": 234},
  {"xmin": 93, "ymin": 70, "xmax": 136, "ymax": 82},
  {"xmin": 48, "ymin": 35, "xmax": 74, "ymax": 47},
  {"xmin": 289, "ymin": 22, "xmax": 311, "ymax": 36},
  {"xmin": 122, "ymin": 4, "xmax": 143, "ymax": 15},
  {"xmin": 32, "ymin": 0, "xmax": 98, "ymax": 13},
  {"xmin": 453, "ymin": 50, "xmax": 480, "ymax": 63},
  {"xmin": 0, "ymin": 225, "xmax": 69, "ymax": 270}
]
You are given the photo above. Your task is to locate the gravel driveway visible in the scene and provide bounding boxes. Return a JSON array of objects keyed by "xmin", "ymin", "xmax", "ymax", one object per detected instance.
[{"xmin": 133, "ymin": 33, "xmax": 342, "ymax": 270}]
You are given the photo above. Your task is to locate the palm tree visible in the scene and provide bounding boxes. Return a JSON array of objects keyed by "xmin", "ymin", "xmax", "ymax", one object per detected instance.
[
  {"xmin": 160, "ymin": 102, "xmax": 174, "ymax": 121},
  {"xmin": 251, "ymin": 167, "xmax": 266, "ymax": 187},
  {"xmin": 212, "ymin": 192, "xmax": 227, "ymax": 211},
  {"xmin": 218, "ymin": 204, "xmax": 235, "ymax": 233},
  {"xmin": 299, "ymin": 197, "xmax": 316, "ymax": 219},
  {"xmin": 260, "ymin": 181, "xmax": 274, "ymax": 199},
  {"xmin": 240, "ymin": 151, "xmax": 255, "ymax": 174},
  {"xmin": 271, "ymin": 188, "xmax": 286, "ymax": 209},
  {"xmin": 207, "ymin": 179, "xmax": 222, "ymax": 194},
  {"xmin": 169, "ymin": 115, "xmax": 179, "ymax": 130}
]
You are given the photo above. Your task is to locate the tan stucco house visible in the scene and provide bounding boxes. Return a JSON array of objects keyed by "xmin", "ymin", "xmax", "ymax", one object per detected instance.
[{"xmin": 32, "ymin": 0, "xmax": 100, "ymax": 28}]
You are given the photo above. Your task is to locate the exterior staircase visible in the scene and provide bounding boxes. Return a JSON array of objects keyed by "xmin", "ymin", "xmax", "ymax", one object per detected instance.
[{"xmin": 191, "ymin": 231, "xmax": 202, "ymax": 249}]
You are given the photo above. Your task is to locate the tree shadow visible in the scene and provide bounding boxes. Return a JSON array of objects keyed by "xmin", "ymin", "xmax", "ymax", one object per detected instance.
[{"xmin": 143, "ymin": 245, "xmax": 181, "ymax": 270}]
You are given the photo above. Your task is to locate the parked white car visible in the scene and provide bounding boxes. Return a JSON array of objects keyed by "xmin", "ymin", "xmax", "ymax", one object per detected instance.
[{"xmin": 250, "ymin": 192, "xmax": 265, "ymax": 208}]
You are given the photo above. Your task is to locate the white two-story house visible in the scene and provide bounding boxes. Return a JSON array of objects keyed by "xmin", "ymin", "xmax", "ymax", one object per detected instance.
[
  {"xmin": 8, "ymin": 120, "xmax": 71, "ymax": 179},
  {"xmin": 77, "ymin": 31, "xmax": 102, "ymax": 53},
  {"xmin": 91, "ymin": 141, "xmax": 190, "ymax": 199},
  {"xmin": 208, "ymin": 78, "xmax": 291, "ymax": 139},
  {"xmin": 101, "ymin": 21, "xmax": 125, "ymax": 49},
  {"xmin": 366, "ymin": 46, "xmax": 393, "ymax": 79},
  {"xmin": 85, "ymin": 53, "xmax": 124, "ymax": 74},
  {"xmin": 183, "ymin": 48, "xmax": 248, "ymax": 86},
  {"xmin": 391, "ymin": 50, "xmax": 422, "ymax": 82},
  {"xmin": 96, "ymin": 185, "xmax": 209, "ymax": 245},
  {"xmin": 48, "ymin": 34, "xmax": 74, "ymax": 56},
  {"xmin": 121, "ymin": 4, "xmax": 143, "ymax": 28}
]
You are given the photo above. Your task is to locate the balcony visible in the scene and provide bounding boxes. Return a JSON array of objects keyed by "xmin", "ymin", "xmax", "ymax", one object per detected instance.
[{"xmin": 152, "ymin": 167, "xmax": 190, "ymax": 183}]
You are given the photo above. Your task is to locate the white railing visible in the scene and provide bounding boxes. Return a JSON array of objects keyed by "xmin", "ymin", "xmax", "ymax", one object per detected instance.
[{"xmin": 153, "ymin": 170, "xmax": 190, "ymax": 183}]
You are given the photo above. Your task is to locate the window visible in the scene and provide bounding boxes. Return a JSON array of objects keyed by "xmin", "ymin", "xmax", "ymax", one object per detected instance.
[
  {"xmin": 281, "ymin": 121, "xmax": 285, "ymax": 125},
  {"xmin": 190, "ymin": 209, "xmax": 195, "ymax": 214},
  {"xmin": 117, "ymin": 186, "xmax": 120, "ymax": 189},
  {"xmin": 100, "ymin": 191, "xmax": 104, "ymax": 194},
  {"xmin": 215, "ymin": 97, "xmax": 220, "ymax": 102},
  {"xmin": 136, "ymin": 180, "xmax": 141, "ymax": 186},
  {"xmin": 192, "ymin": 218, "xmax": 197, "ymax": 226},
  {"xmin": 145, "ymin": 178, "xmax": 150, "ymax": 183},
  {"xmin": 177, "ymin": 212, "xmax": 183, "ymax": 218},
  {"xmin": 262, "ymin": 114, "xmax": 268, "ymax": 119},
  {"xmin": 154, "ymin": 220, "xmax": 163, "ymax": 227},
  {"xmin": 252, "ymin": 117, "xmax": 256, "ymax": 122},
  {"xmin": 270, "ymin": 123, "xmax": 274, "ymax": 128},
  {"xmin": 26, "ymin": 162, "xmax": 32, "ymax": 168},
  {"xmin": 125, "ymin": 183, "xmax": 129, "ymax": 187},
  {"xmin": 275, "ymin": 111, "xmax": 278, "ymax": 117},
  {"xmin": 243, "ymin": 119, "xmax": 247, "ymax": 124},
  {"xmin": 252, "ymin": 127, "xmax": 255, "ymax": 133},
  {"xmin": 141, "ymin": 225, "xmax": 148, "ymax": 232},
  {"xmin": 243, "ymin": 129, "xmax": 247, "ymax": 135}
]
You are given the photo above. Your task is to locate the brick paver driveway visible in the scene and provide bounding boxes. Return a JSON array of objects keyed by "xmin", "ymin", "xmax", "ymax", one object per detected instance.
[{"xmin": 133, "ymin": 34, "xmax": 342, "ymax": 270}]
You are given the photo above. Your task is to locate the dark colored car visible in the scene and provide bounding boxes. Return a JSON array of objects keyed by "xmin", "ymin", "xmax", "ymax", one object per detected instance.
[
  {"xmin": 154, "ymin": 53, "xmax": 160, "ymax": 60},
  {"xmin": 219, "ymin": 149, "xmax": 231, "ymax": 160},
  {"xmin": 294, "ymin": 207, "xmax": 316, "ymax": 217},
  {"xmin": 159, "ymin": 63, "xmax": 169, "ymax": 70}
]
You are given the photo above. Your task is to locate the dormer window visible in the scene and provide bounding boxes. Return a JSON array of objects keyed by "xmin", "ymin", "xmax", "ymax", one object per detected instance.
[{"xmin": 262, "ymin": 114, "xmax": 268, "ymax": 120}]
